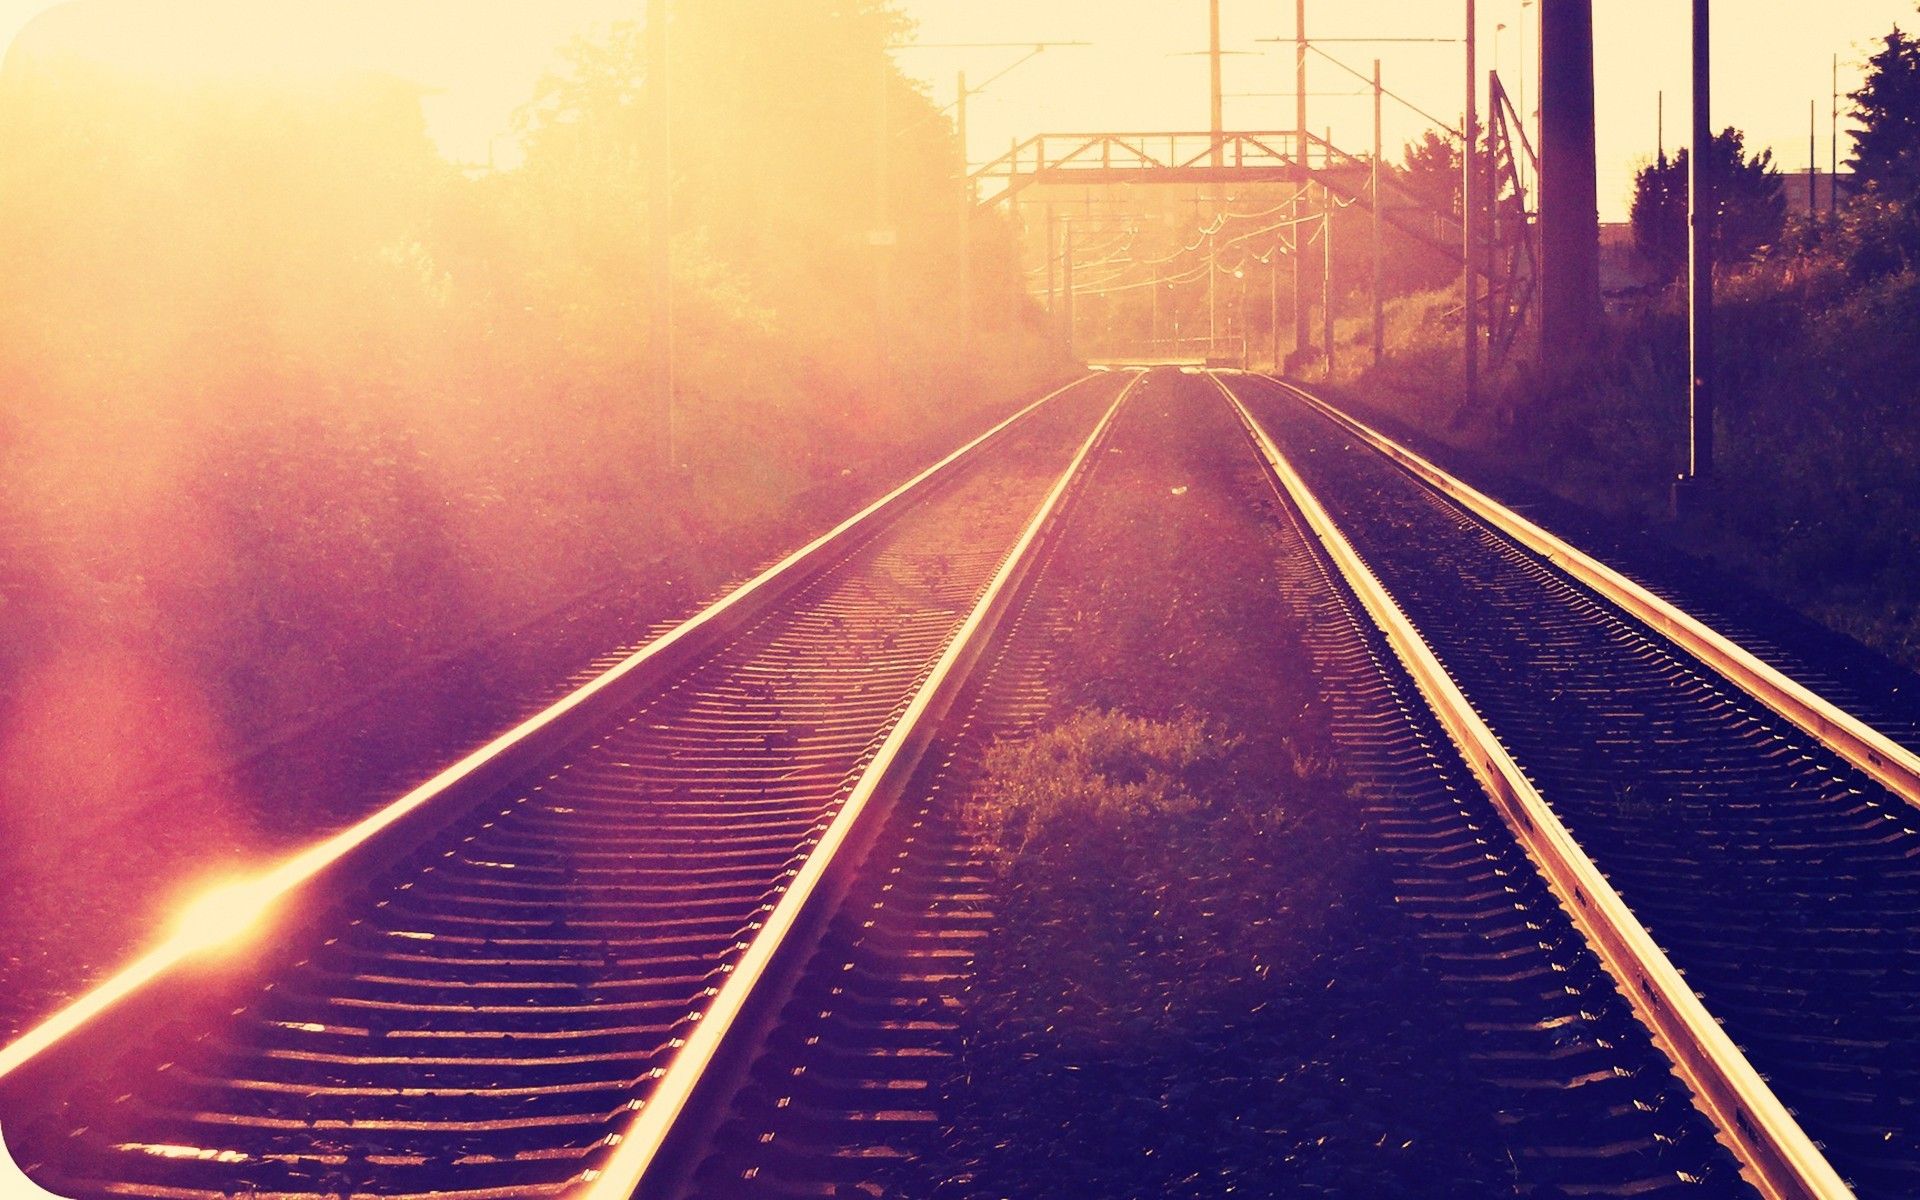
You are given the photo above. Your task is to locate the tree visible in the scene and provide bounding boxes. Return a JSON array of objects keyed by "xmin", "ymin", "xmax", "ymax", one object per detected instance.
[
  {"xmin": 1398, "ymin": 130, "xmax": 1462, "ymax": 219},
  {"xmin": 1630, "ymin": 128, "xmax": 1785, "ymax": 280},
  {"xmin": 1850, "ymin": 24, "xmax": 1920, "ymax": 197}
]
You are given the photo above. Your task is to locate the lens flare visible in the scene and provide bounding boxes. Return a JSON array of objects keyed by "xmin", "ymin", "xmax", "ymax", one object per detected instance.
[{"xmin": 170, "ymin": 878, "xmax": 275, "ymax": 954}]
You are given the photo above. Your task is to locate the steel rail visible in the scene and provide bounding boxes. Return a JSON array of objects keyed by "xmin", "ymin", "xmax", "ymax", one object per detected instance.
[
  {"xmin": 0, "ymin": 373, "xmax": 1100, "ymax": 1094},
  {"xmin": 1258, "ymin": 373, "xmax": 1920, "ymax": 811},
  {"xmin": 579, "ymin": 372, "xmax": 1139, "ymax": 1200},
  {"xmin": 680, "ymin": 368, "xmax": 1755, "ymax": 1200},
  {"xmin": 1211, "ymin": 371, "xmax": 1853, "ymax": 1200}
]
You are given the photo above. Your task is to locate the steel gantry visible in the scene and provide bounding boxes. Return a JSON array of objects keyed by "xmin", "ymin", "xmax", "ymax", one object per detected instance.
[
  {"xmin": 973, "ymin": 105, "xmax": 1539, "ymax": 377},
  {"xmin": 960, "ymin": 5, "xmax": 1545, "ymax": 380}
]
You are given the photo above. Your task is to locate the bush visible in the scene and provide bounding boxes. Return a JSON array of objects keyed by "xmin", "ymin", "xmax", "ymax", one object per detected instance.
[
  {"xmin": 1326, "ymin": 202, "xmax": 1920, "ymax": 671},
  {"xmin": 976, "ymin": 709, "xmax": 1235, "ymax": 856}
]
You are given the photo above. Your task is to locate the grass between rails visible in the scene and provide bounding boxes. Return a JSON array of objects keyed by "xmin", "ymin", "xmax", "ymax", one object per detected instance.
[{"xmin": 942, "ymin": 370, "xmax": 1527, "ymax": 1198}]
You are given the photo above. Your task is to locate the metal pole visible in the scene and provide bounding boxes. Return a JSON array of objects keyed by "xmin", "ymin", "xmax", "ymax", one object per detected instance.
[
  {"xmin": 646, "ymin": 0, "xmax": 674, "ymax": 470},
  {"xmin": 1210, "ymin": 0, "xmax": 1225, "ymax": 167},
  {"xmin": 1486, "ymin": 68, "xmax": 1501, "ymax": 357},
  {"xmin": 1687, "ymin": 0, "xmax": 1714, "ymax": 479},
  {"xmin": 1810, "ymin": 98, "xmax": 1818, "ymax": 214},
  {"xmin": 1240, "ymin": 270, "xmax": 1250, "ymax": 369},
  {"xmin": 1063, "ymin": 217, "xmax": 1076, "ymax": 360},
  {"xmin": 1295, "ymin": 0, "xmax": 1309, "ymax": 166},
  {"xmin": 1322, "ymin": 209, "xmax": 1334, "ymax": 377},
  {"xmin": 1208, "ymin": 226, "xmax": 1219, "ymax": 358},
  {"xmin": 1372, "ymin": 57, "xmax": 1385, "ymax": 365},
  {"xmin": 1151, "ymin": 265, "xmax": 1161, "ymax": 356},
  {"xmin": 1518, "ymin": 2, "xmax": 1529, "ymax": 198},
  {"xmin": 1293, "ymin": 0, "xmax": 1311, "ymax": 364},
  {"xmin": 875, "ymin": 47, "xmax": 893, "ymax": 397},
  {"xmin": 1271, "ymin": 251, "xmax": 1281, "ymax": 370},
  {"xmin": 1831, "ymin": 52, "xmax": 1840, "ymax": 219},
  {"xmin": 1045, "ymin": 204, "xmax": 1057, "ymax": 317},
  {"xmin": 1291, "ymin": 194, "xmax": 1304, "ymax": 369},
  {"xmin": 957, "ymin": 71, "xmax": 973, "ymax": 361},
  {"xmin": 1464, "ymin": 0, "xmax": 1478, "ymax": 407}
]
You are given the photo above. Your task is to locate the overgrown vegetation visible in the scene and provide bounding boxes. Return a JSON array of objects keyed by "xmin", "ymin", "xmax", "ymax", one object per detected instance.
[
  {"xmin": 1311, "ymin": 11, "xmax": 1920, "ymax": 672},
  {"xmin": 972, "ymin": 710, "xmax": 1292, "ymax": 1031},
  {"xmin": 0, "ymin": 6, "xmax": 1062, "ymax": 827},
  {"xmin": 1630, "ymin": 128, "xmax": 1786, "ymax": 279},
  {"xmin": 1323, "ymin": 200, "xmax": 1920, "ymax": 669},
  {"xmin": 976, "ymin": 710, "xmax": 1234, "ymax": 853}
]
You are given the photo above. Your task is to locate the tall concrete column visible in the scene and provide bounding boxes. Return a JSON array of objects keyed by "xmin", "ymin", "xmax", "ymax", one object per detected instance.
[{"xmin": 1538, "ymin": 0, "xmax": 1600, "ymax": 348}]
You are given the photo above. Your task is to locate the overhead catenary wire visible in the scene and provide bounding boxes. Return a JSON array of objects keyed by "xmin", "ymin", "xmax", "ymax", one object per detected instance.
[
  {"xmin": 1251, "ymin": 39, "xmax": 1462, "ymax": 140},
  {"xmin": 1050, "ymin": 182, "xmax": 1359, "ymax": 301},
  {"xmin": 1066, "ymin": 201, "xmax": 1347, "ymax": 299}
]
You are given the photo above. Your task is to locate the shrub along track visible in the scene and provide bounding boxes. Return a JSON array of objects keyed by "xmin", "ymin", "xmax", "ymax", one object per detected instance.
[
  {"xmin": 673, "ymin": 367, "xmax": 1751, "ymax": 1200},
  {"xmin": 1223, "ymin": 370, "xmax": 1920, "ymax": 1199}
]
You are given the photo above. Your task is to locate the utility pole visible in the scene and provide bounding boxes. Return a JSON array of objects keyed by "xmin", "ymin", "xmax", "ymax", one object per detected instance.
[
  {"xmin": 1151, "ymin": 265, "xmax": 1162, "ymax": 356},
  {"xmin": 1811, "ymin": 99, "xmax": 1819, "ymax": 214},
  {"xmin": 1045, "ymin": 204, "xmax": 1057, "ymax": 317},
  {"xmin": 1322, "ymin": 209, "xmax": 1334, "ymax": 377},
  {"xmin": 1463, "ymin": 0, "xmax": 1478, "ymax": 406},
  {"xmin": 646, "ymin": 0, "xmax": 675, "ymax": 470},
  {"xmin": 1209, "ymin": 0, "xmax": 1225, "ymax": 167},
  {"xmin": 1517, "ymin": 0, "xmax": 1531, "ymax": 198},
  {"xmin": 1208, "ymin": 225, "xmax": 1219, "ymax": 359},
  {"xmin": 1832, "ymin": 52, "xmax": 1840, "ymax": 220},
  {"xmin": 1686, "ymin": 0, "xmax": 1714, "ymax": 484},
  {"xmin": 1239, "ymin": 269, "xmax": 1250, "ymax": 369},
  {"xmin": 1372, "ymin": 57, "xmax": 1385, "ymax": 365},
  {"xmin": 957, "ymin": 71, "xmax": 974, "ymax": 362},
  {"xmin": 1063, "ymin": 217, "xmax": 1077, "ymax": 360},
  {"xmin": 1270, "ymin": 251, "xmax": 1281, "ymax": 371},
  {"xmin": 1539, "ymin": 0, "xmax": 1600, "ymax": 350},
  {"xmin": 1485, "ymin": 68, "xmax": 1501, "ymax": 358},
  {"xmin": 1293, "ymin": 0, "xmax": 1311, "ymax": 367},
  {"xmin": 1291, "ymin": 190, "xmax": 1305, "ymax": 369},
  {"xmin": 874, "ymin": 47, "xmax": 894, "ymax": 400}
]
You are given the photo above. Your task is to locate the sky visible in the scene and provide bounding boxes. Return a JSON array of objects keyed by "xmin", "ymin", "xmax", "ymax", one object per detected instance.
[
  {"xmin": 893, "ymin": 0, "xmax": 1913, "ymax": 220},
  {"xmin": 1, "ymin": 0, "xmax": 1913, "ymax": 220}
]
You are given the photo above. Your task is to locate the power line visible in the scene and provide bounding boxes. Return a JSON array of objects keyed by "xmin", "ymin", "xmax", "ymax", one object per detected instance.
[{"xmin": 1254, "ymin": 38, "xmax": 1463, "ymax": 138}]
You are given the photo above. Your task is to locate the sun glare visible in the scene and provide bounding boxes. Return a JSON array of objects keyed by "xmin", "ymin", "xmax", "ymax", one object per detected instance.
[
  {"xmin": 2, "ymin": 0, "xmax": 636, "ymax": 169},
  {"xmin": 170, "ymin": 878, "xmax": 276, "ymax": 955}
]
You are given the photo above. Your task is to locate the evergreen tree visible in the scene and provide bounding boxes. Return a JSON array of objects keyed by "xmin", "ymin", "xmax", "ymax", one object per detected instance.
[
  {"xmin": 1630, "ymin": 128, "xmax": 1785, "ymax": 280},
  {"xmin": 1398, "ymin": 130, "xmax": 1461, "ymax": 219},
  {"xmin": 1849, "ymin": 24, "xmax": 1920, "ymax": 197}
]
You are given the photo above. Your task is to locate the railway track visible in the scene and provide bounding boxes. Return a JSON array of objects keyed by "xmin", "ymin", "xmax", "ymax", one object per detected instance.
[
  {"xmin": 656, "ymin": 368, "xmax": 1757, "ymax": 1200},
  {"xmin": 3, "ymin": 362, "xmax": 1913, "ymax": 1200},
  {"xmin": 667, "ymin": 420, "xmax": 1086, "ymax": 1200},
  {"xmin": 1217, "ymin": 369, "xmax": 1920, "ymax": 1200},
  {"xmin": 0, "ymin": 370, "xmax": 1133, "ymax": 1200}
]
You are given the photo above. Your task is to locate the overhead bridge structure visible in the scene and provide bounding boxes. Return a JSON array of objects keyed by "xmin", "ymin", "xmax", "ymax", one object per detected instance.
[
  {"xmin": 976, "ymin": 130, "xmax": 1326, "ymax": 194},
  {"xmin": 970, "ymin": 130, "xmax": 1457, "ymax": 255},
  {"xmin": 971, "ymin": 117, "xmax": 1537, "ymax": 374}
]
